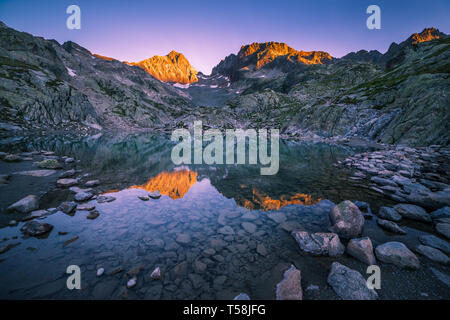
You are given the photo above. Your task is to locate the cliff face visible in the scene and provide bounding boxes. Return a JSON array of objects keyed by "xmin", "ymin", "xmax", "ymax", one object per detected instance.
[
  {"xmin": 212, "ymin": 41, "xmax": 332, "ymax": 80},
  {"xmin": 129, "ymin": 51, "xmax": 198, "ymax": 84}
]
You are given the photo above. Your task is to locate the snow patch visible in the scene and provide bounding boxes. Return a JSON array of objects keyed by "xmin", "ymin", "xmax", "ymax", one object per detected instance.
[{"xmin": 173, "ymin": 83, "xmax": 190, "ymax": 89}]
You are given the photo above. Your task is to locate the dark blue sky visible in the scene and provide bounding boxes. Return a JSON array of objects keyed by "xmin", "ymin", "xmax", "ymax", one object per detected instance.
[{"xmin": 0, "ymin": 0, "xmax": 449, "ymax": 73}]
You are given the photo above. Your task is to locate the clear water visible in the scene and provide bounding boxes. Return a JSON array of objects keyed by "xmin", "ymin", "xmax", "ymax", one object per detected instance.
[{"xmin": 0, "ymin": 133, "xmax": 406, "ymax": 299}]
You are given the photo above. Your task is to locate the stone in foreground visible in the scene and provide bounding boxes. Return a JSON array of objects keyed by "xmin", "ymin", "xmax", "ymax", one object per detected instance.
[
  {"xmin": 415, "ymin": 245, "xmax": 450, "ymax": 265},
  {"xmin": 327, "ymin": 262, "xmax": 378, "ymax": 300},
  {"xmin": 291, "ymin": 230, "xmax": 345, "ymax": 256},
  {"xmin": 276, "ymin": 265, "xmax": 302, "ymax": 300},
  {"xmin": 20, "ymin": 221, "xmax": 53, "ymax": 237},
  {"xmin": 377, "ymin": 206, "xmax": 402, "ymax": 222},
  {"xmin": 418, "ymin": 235, "xmax": 450, "ymax": 254},
  {"xmin": 233, "ymin": 293, "xmax": 250, "ymax": 300},
  {"xmin": 329, "ymin": 200, "xmax": 365, "ymax": 238},
  {"xmin": 375, "ymin": 242, "xmax": 420, "ymax": 269},
  {"xmin": 346, "ymin": 237, "xmax": 376, "ymax": 265},
  {"xmin": 7, "ymin": 195, "xmax": 39, "ymax": 213},
  {"xmin": 376, "ymin": 219, "xmax": 407, "ymax": 235},
  {"xmin": 435, "ymin": 223, "xmax": 450, "ymax": 240},
  {"xmin": 393, "ymin": 204, "xmax": 431, "ymax": 223}
]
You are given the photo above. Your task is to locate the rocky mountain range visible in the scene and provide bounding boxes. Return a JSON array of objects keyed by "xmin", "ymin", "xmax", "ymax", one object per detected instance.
[{"xmin": 0, "ymin": 22, "xmax": 448, "ymax": 147}]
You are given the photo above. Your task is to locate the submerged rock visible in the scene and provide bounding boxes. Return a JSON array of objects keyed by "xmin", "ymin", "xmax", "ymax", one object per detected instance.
[
  {"xmin": 415, "ymin": 245, "xmax": 450, "ymax": 265},
  {"xmin": 218, "ymin": 226, "xmax": 235, "ymax": 235},
  {"xmin": 329, "ymin": 200, "xmax": 365, "ymax": 238},
  {"xmin": 7, "ymin": 195, "xmax": 39, "ymax": 213},
  {"xmin": 97, "ymin": 195, "xmax": 116, "ymax": 203},
  {"xmin": 346, "ymin": 237, "xmax": 376, "ymax": 265},
  {"xmin": 59, "ymin": 169, "xmax": 76, "ymax": 178},
  {"xmin": 87, "ymin": 210, "xmax": 100, "ymax": 220},
  {"xmin": 375, "ymin": 242, "xmax": 420, "ymax": 269},
  {"xmin": 291, "ymin": 231, "xmax": 345, "ymax": 256},
  {"xmin": 376, "ymin": 219, "xmax": 407, "ymax": 234},
  {"xmin": 150, "ymin": 267, "xmax": 162, "ymax": 280},
  {"xmin": 58, "ymin": 202, "xmax": 77, "ymax": 214},
  {"xmin": 20, "ymin": 221, "xmax": 53, "ymax": 237},
  {"xmin": 429, "ymin": 267, "xmax": 450, "ymax": 288},
  {"xmin": 327, "ymin": 262, "xmax": 378, "ymax": 300},
  {"xmin": 148, "ymin": 191, "xmax": 161, "ymax": 199},
  {"xmin": 276, "ymin": 265, "xmax": 302, "ymax": 300},
  {"xmin": 419, "ymin": 235, "xmax": 450, "ymax": 254}
]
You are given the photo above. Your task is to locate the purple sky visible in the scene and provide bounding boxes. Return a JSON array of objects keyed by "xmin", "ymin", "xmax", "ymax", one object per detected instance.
[{"xmin": 0, "ymin": 0, "xmax": 449, "ymax": 74}]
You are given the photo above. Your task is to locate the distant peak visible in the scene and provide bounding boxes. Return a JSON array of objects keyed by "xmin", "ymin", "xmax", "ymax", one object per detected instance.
[{"xmin": 410, "ymin": 27, "xmax": 441, "ymax": 44}]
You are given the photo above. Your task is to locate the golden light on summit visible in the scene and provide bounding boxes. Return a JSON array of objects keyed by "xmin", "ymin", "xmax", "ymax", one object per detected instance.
[{"xmin": 130, "ymin": 169, "xmax": 198, "ymax": 199}]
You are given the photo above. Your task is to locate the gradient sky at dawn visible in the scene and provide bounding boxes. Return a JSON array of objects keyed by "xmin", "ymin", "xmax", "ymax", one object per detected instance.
[{"xmin": 0, "ymin": 0, "xmax": 449, "ymax": 74}]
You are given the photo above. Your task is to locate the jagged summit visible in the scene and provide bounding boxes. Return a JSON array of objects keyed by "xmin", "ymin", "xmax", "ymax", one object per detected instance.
[
  {"xmin": 129, "ymin": 51, "xmax": 198, "ymax": 84},
  {"xmin": 212, "ymin": 41, "xmax": 332, "ymax": 80},
  {"xmin": 410, "ymin": 27, "xmax": 442, "ymax": 44}
]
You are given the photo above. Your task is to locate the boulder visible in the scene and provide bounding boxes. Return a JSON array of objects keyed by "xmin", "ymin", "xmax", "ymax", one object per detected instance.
[
  {"xmin": 275, "ymin": 265, "xmax": 302, "ymax": 300},
  {"xmin": 415, "ymin": 245, "xmax": 450, "ymax": 265},
  {"xmin": 20, "ymin": 221, "xmax": 53, "ymax": 237},
  {"xmin": 57, "ymin": 178, "xmax": 79, "ymax": 187},
  {"xmin": 329, "ymin": 200, "xmax": 364, "ymax": 238},
  {"xmin": 291, "ymin": 231, "xmax": 344, "ymax": 256},
  {"xmin": 377, "ymin": 206, "xmax": 402, "ymax": 222},
  {"xmin": 327, "ymin": 262, "xmax": 378, "ymax": 300},
  {"xmin": 7, "ymin": 195, "xmax": 39, "ymax": 213},
  {"xmin": 430, "ymin": 207, "xmax": 450, "ymax": 220},
  {"xmin": 346, "ymin": 237, "xmax": 376, "ymax": 265},
  {"xmin": 419, "ymin": 235, "xmax": 450, "ymax": 254},
  {"xmin": 375, "ymin": 242, "xmax": 420, "ymax": 269},
  {"xmin": 394, "ymin": 204, "xmax": 431, "ymax": 223}
]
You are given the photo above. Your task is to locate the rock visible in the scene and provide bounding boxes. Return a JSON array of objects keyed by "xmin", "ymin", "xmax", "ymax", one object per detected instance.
[
  {"xmin": 188, "ymin": 273, "xmax": 205, "ymax": 289},
  {"xmin": 65, "ymin": 157, "xmax": 75, "ymax": 164},
  {"xmin": 59, "ymin": 169, "xmax": 76, "ymax": 178},
  {"xmin": 85, "ymin": 180, "xmax": 100, "ymax": 187},
  {"xmin": 97, "ymin": 195, "xmax": 116, "ymax": 203},
  {"xmin": 69, "ymin": 186, "xmax": 93, "ymax": 193},
  {"xmin": 291, "ymin": 231, "xmax": 345, "ymax": 256},
  {"xmin": 429, "ymin": 267, "xmax": 450, "ymax": 288},
  {"xmin": 233, "ymin": 293, "xmax": 250, "ymax": 300},
  {"xmin": 377, "ymin": 206, "xmax": 402, "ymax": 222},
  {"xmin": 7, "ymin": 195, "xmax": 39, "ymax": 213},
  {"xmin": 58, "ymin": 202, "xmax": 77, "ymax": 214},
  {"xmin": 76, "ymin": 204, "xmax": 95, "ymax": 211},
  {"xmin": 415, "ymin": 245, "xmax": 450, "ymax": 265},
  {"xmin": 37, "ymin": 159, "xmax": 62, "ymax": 169},
  {"xmin": 267, "ymin": 212, "xmax": 287, "ymax": 224},
  {"xmin": 419, "ymin": 235, "xmax": 450, "ymax": 254},
  {"xmin": 74, "ymin": 192, "xmax": 93, "ymax": 202},
  {"xmin": 375, "ymin": 242, "xmax": 420, "ymax": 269},
  {"xmin": 279, "ymin": 220, "xmax": 303, "ymax": 232},
  {"xmin": 193, "ymin": 260, "xmax": 207, "ymax": 273},
  {"xmin": 218, "ymin": 226, "xmax": 234, "ymax": 235},
  {"xmin": 97, "ymin": 268, "xmax": 105, "ymax": 276},
  {"xmin": 20, "ymin": 221, "xmax": 53, "ymax": 237},
  {"xmin": 87, "ymin": 210, "xmax": 100, "ymax": 220},
  {"xmin": 435, "ymin": 223, "xmax": 450, "ymax": 240},
  {"xmin": 275, "ymin": 265, "xmax": 302, "ymax": 300},
  {"xmin": 0, "ymin": 242, "xmax": 20, "ymax": 254},
  {"xmin": 150, "ymin": 267, "xmax": 162, "ymax": 280},
  {"xmin": 430, "ymin": 207, "xmax": 450, "ymax": 220},
  {"xmin": 149, "ymin": 191, "xmax": 161, "ymax": 199},
  {"xmin": 376, "ymin": 219, "xmax": 407, "ymax": 234},
  {"xmin": 57, "ymin": 178, "xmax": 79, "ymax": 187},
  {"xmin": 242, "ymin": 212, "xmax": 258, "ymax": 220},
  {"xmin": 176, "ymin": 234, "xmax": 191, "ymax": 245},
  {"xmin": 394, "ymin": 204, "xmax": 431, "ymax": 223},
  {"xmin": 3, "ymin": 154, "xmax": 22, "ymax": 162},
  {"xmin": 329, "ymin": 200, "xmax": 365, "ymax": 238},
  {"xmin": 127, "ymin": 277, "xmax": 137, "ymax": 288},
  {"xmin": 327, "ymin": 262, "xmax": 378, "ymax": 300},
  {"xmin": 256, "ymin": 243, "xmax": 268, "ymax": 256},
  {"xmin": 371, "ymin": 176, "xmax": 398, "ymax": 187},
  {"xmin": 63, "ymin": 236, "xmax": 79, "ymax": 247},
  {"xmin": 346, "ymin": 237, "xmax": 376, "ymax": 265},
  {"xmin": 9, "ymin": 220, "xmax": 18, "ymax": 226},
  {"xmin": 138, "ymin": 196, "xmax": 149, "ymax": 201},
  {"xmin": 241, "ymin": 222, "xmax": 257, "ymax": 233},
  {"xmin": 353, "ymin": 201, "xmax": 369, "ymax": 211}
]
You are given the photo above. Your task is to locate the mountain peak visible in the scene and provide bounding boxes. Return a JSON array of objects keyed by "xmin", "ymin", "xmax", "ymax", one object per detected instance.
[
  {"xmin": 133, "ymin": 51, "xmax": 198, "ymax": 84},
  {"xmin": 410, "ymin": 27, "xmax": 441, "ymax": 44}
]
